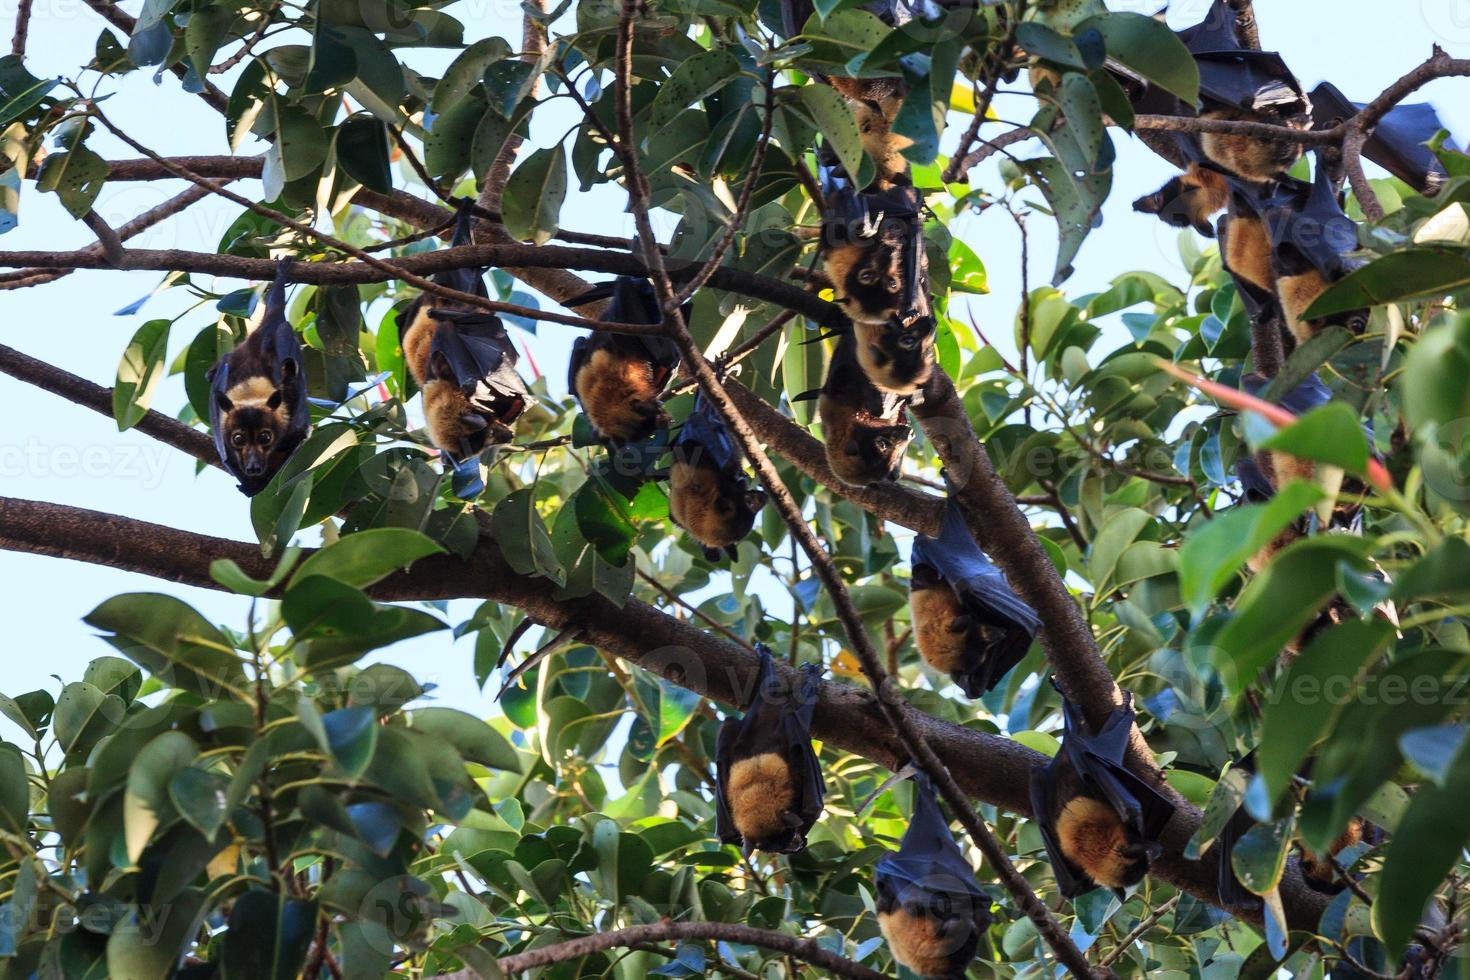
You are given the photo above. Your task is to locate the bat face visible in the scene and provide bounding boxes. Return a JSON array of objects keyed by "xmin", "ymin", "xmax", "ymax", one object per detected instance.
[
  {"xmin": 571, "ymin": 344, "xmax": 672, "ymax": 444},
  {"xmin": 823, "ymin": 238, "xmax": 907, "ymax": 326},
  {"xmin": 423, "ymin": 380, "xmax": 512, "ymax": 463},
  {"xmin": 668, "ymin": 459, "xmax": 767, "ymax": 559},
  {"xmin": 910, "ymin": 577, "xmax": 967, "ymax": 676},
  {"xmin": 714, "ymin": 651, "xmax": 825, "ymax": 854},
  {"xmin": 1275, "ymin": 265, "xmax": 1368, "ymax": 345},
  {"xmin": 1054, "ymin": 795, "xmax": 1151, "ymax": 891},
  {"xmin": 1200, "ymin": 107, "xmax": 1306, "ymax": 181},
  {"xmin": 216, "ymin": 391, "xmax": 292, "ymax": 494},
  {"xmin": 854, "ymin": 316, "xmax": 936, "ymax": 395},
  {"xmin": 1133, "ymin": 164, "xmax": 1229, "ymax": 236},
  {"xmin": 1297, "ymin": 818, "xmax": 1364, "ymax": 894},
  {"xmin": 820, "ymin": 396, "xmax": 912, "ymax": 486},
  {"xmin": 827, "ymin": 76, "xmax": 911, "ymax": 190}
]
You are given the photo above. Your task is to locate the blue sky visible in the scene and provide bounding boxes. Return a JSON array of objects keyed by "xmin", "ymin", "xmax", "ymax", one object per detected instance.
[{"xmin": 2, "ymin": 1, "xmax": 1465, "ymax": 719}]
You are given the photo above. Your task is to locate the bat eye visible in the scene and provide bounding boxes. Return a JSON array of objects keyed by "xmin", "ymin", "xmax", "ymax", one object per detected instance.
[
  {"xmin": 230, "ymin": 432, "xmax": 247, "ymax": 448},
  {"xmin": 897, "ymin": 333, "xmax": 918, "ymax": 351},
  {"xmin": 886, "ymin": 277, "xmax": 901, "ymax": 292},
  {"xmin": 258, "ymin": 431, "xmax": 274, "ymax": 447},
  {"xmin": 874, "ymin": 437, "xmax": 890, "ymax": 453},
  {"xmin": 1346, "ymin": 312, "xmax": 1368, "ymax": 333},
  {"xmin": 857, "ymin": 269, "xmax": 879, "ymax": 286}
]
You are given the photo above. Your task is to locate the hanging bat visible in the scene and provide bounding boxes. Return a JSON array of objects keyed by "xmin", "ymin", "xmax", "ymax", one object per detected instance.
[
  {"xmin": 1132, "ymin": 161, "xmax": 1230, "ymax": 237},
  {"xmin": 669, "ymin": 391, "xmax": 767, "ymax": 561},
  {"xmin": 714, "ymin": 646, "xmax": 825, "ymax": 855},
  {"xmin": 208, "ymin": 257, "xmax": 311, "ymax": 496},
  {"xmin": 874, "ymin": 771, "xmax": 991, "ymax": 979},
  {"xmin": 1310, "ymin": 81, "xmax": 1456, "ymax": 193},
  {"xmin": 1179, "ymin": 0, "xmax": 1311, "ymax": 182},
  {"xmin": 1298, "ymin": 818, "xmax": 1368, "ymax": 894},
  {"xmin": 400, "ymin": 198, "xmax": 533, "ymax": 464},
  {"xmin": 1262, "ymin": 159, "xmax": 1368, "ymax": 345},
  {"xmin": 819, "ymin": 175, "xmax": 937, "ymax": 394},
  {"xmin": 1029, "ymin": 688, "xmax": 1176, "ymax": 899},
  {"xmin": 565, "ymin": 276, "xmax": 682, "ymax": 445},
  {"xmin": 909, "ymin": 499, "xmax": 1040, "ymax": 698},
  {"xmin": 799, "ymin": 331, "xmax": 913, "ymax": 486}
]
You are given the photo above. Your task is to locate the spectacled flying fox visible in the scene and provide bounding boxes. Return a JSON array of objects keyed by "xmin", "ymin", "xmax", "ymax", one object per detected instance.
[
  {"xmin": 1030, "ymin": 686, "xmax": 1176, "ymax": 899},
  {"xmin": 874, "ymin": 771, "xmax": 992, "ymax": 980},
  {"xmin": 208, "ymin": 257, "xmax": 311, "ymax": 496},
  {"xmin": 669, "ymin": 391, "xmax": 767, "ymax": 562},
  {"xmin": 797, "ymin": 331, "xmax": 913, "ymax": 487},
  {"xmin": 909, "ymin": 499, "xmax": 1039, "ymax": 698},
  {"xmin": 820, "ymin": 170, "xmax": 936, "ymax": 395},
  {"xmin": 714, "ymin": 646, "xmax": 825, "ymax": 855},
  {"xmin": 565, "ymin": 276, "xmax": 682, "ymax": 445},
  {"xmin": 400, "ymin": 198, "xmax": 533, "ymax": 464}
]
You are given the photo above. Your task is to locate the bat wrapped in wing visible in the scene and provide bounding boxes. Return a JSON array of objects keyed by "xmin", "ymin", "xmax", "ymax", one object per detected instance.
[
  {"xmin": 800, "ymin": 331, "xmax": 913, "ymax": 487},
  {"xmin": 909, "ymin": 499, "xmax": 1039, "ymax": 698},
  {"xmin": 714, "ymin": 646, "xmax": 825, "ymax": 854},
  {"xmin": 400, "ymin": 198, "xmax": 534, "ymax": 466},
  {"xmin": 208, "ymin": 257, "xmax": 311, "ymax": 496},
  {"xmin": 1030, "ymin": 687, "xmax": 1176, "ymax": 900},
  {"xmin": 1310, "ymin": 81, "xmax": 1457, "ymax": 193},
  {"xmin": 874, "ymin": 771, "xmax": 991, "ymax": 980},
  {"xmin": 669, "ymin": 391, "xmax": 767, "ymax": 561},
  {"xmin": 566, "ymin": 276, "xmax": 682, "ymax": 445}
]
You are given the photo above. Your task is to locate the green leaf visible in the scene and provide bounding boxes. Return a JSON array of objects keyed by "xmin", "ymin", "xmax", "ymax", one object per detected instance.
[
  {"xmin": 35, "ymin": 146, "xmax": 108, "ymax": 218},
  {"xmin": 53, "ymin": 682, "xmax": 122, "ymax": 757},
  {"xmin": 84, "ymin": 594, "xmax": 248, "ymax": 700},
  {"xmin": 1211, "ymin": 536, "xmax": 1373, "ymax": 694},
  {"xmin": 124, "ymin": 731, "xmax": 198, "ymax": 863},
  {"xmin": 1018, "ymin": 156, "xmax": 1111, "ymax": 284},
  {"xmin": 0, "ymin": 55, "xmax": 56, "ymax": 128},
  {"xmin": 432, "ymin": 37, "xmax": 511, "ymax": 114},
  {"xmin": 645, "ymin": 49, "xmax": 741, "ymax": 133},
  {"xmin": 267, "ymin": 105, "xmax": 329, "ymax": 183},
  {"xmin": 424, "ymin": 91, "xmax": 487, "ymax": 179},
  {"xmin": 334, "ymin": 114, "xmax": 393, "ymax": 193},
  {"xmin": 112, "ymin": 318, "xmax": 171, "ymax": 430},
  {"xmin": 1085, "ymin": 507, "xmax": 1150, "ymax": 592},
  {"xmin": 502, "ymin": 145, "xmax": 567, "ymax": 246},
  {"xmin": 490, "ymin": 489, "xmax": 565, "ymax": 586},
  {"xmin": 655, "ymin": 679, "xmax": 700, "ymax": 747},
  {"xmin": 1256, "ymin": 619, "xmax": 1395, "ymax": 804},
  {"xmin": 221, "ymin": 891, "xmax": 319, "ymax": 980},
  {"xmin": 282, "ymin": 575, "xmax": 447, "ymax": 671},
  {"xmin": 1058, "ymin": 73, "xmax": 1104, "ymax": 171},
  {"xmin": 184, "ymin": 6, "xmax": 232, "ymax": 79},
  {"xmin": 210, "ymin": 547, "xmax": 301, "ymax": 597},
  {"xmin": 1230, "ymin": 816, "xmax": 1292, "ymax": 896},
  {"xmin": 1392, "ymin": 535, "xmax": 1470, "ymax": 603},
  {"xmin": 168, "ymin": 766, "xmax": 230, "ymax": 840},
  {"xmin": 1305, "ymin": 247, "xmax": 1470, "ymax": 318},
  {"xmin": 292, "ymin": 528, "xmax": 444, "ymax": 589},
  {"xmin": 573, "ymin": 475, "xmax": 637, "ymax": 566},
  {"xmin": 83, "ymin": 656, "xmax": 142, "ymax": 705},
  {"xmin": 947, "ymin": 237, "xmax": 989, "ymax": 295},
  {"xmin": 107, "ymin": 887, "xmax": 205, "ymax": 978},
  {"xmin": 1080, "ymin": 11, "xmax": 1198, "ymax": 103},
  {"xmin": 1256, "ymin": 403, "xmax": 1370, "ymax": 475},
  {"xmin": 408, "ymin": 707, "xmax": 521, "ymax": 770},
  {"xmin": 1374, "ymin": 734, "xmax": 1470, "ymax": 960},
  {"xmin": 319, "ymin": 706, "xmax": 378, "ymax": 780},
  {"xmin": 1400, "ymin": 725, "xmax": 1465, "ymax": 784},
  {"xmin": 1402, "ymin": 311, "xmax": 1470, "ymax": 432},
  {"xmin": 798, "ymin": 85, "xmax": 862, "ymax": 185},
  {"xmin": 1178, "ymin": 481, "xmax": 1324, "ymax": 614},
  {"xmin": 0, "ymin": 744, "xmax": 28, "ymax": 834}
]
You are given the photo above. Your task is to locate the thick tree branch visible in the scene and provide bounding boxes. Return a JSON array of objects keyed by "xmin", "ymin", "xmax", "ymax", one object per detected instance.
[
  {"xmin": 1223, "ymin": 0, "xmax": 1260, "ymax": 50},
  {"xmin": 484, "ymin": 921, "xmax": 891, "ymax": 979}
]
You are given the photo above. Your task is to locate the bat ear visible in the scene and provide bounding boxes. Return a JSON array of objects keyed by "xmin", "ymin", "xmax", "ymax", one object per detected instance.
[
  {"xmin": 280, "ymin": 357, "xmax": 299, "ymax": 382},
  {"xmin": 844, "ymin": 438, "xmax": 861, "ymax": 455},
  {"xmin": 215, "ymin": 390, "xmax": 233, "ymax": 413},
  {"xmin": 745, "ymin": 489, "xmax": 767, "ymax": 513},
  {"xmin": 266, "ymin": 390, "xmax": 282, "ymax": 410}
]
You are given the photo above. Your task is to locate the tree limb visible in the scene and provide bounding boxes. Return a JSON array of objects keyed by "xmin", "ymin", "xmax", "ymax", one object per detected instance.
[
  {"xmin": 1223, "ymin": 0, "xmax": 1260, "ymax": 50},
  {"xmin": 11, "ymin": 0, "xmax": 33, "ymax": 57},
  {"xmin": 484, "ymin": 921, "xmax": 892, "ymax": 978}
]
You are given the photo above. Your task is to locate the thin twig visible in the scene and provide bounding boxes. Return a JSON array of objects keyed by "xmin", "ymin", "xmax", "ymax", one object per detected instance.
[
  {"xmin": 10, "ymin": 0, "xmax": 33, "ymax": 57},
  {"xmin": 1097, "ymin": 894, "xmax": 1181, "ymax": 969}
]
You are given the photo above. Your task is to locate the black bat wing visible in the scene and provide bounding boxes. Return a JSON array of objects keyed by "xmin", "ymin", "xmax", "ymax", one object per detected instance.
[
  {"xmin": 259, "ymin": 260, "xmax": 310, "ymax": 451},
  {"xmin": 787, "ymin": 662, "xmax": 826, "ymax": 827},
  {"xmin": 567, "ymin": 334, "xmax": 596, "ymax": 397},
  {"xmin": 1311, "ymin": 82, "xmax": 1453, "ymax": 192},
  {"xmin": 430, "ymin": 310, "xmax": 534, "ymax": 407},
  {"xmin": 874, "ymin": 772, "xmax": 981, "ymax": 901},
  {"xmin": 432, "ymin": 198, "xmax": 489, "ymax": 298},
  {"xmin": 674, "ymin": 392, "xmax": 741, "ymax": 474},
  {"xmin": 713, "ymin": 714, "xmax": 743, "ymax": 845},
  {"xmin": 1216, "ymin": 753, "xmax": 1260, "ymax": 908},
  {"xmin": 207, "ymin": 360, "xmax": 234, "ymax": 474},
  {"xmin": 597, "ymin": 276, "xmax": 683, "ymax": 376},
  {"xmin": 1180, "ymin": 1, "xmax": 1306, "ymax": 115},
  {"xmin": 1029, "ymin": 757, "xmax": 1092, "ymax": 899},
  {"xmin": 1063, "ymin": 697, "xmax": 1175, "ymax": 846},
  {"xmin": 1264, "ymin": 161, "xmax": 1360, "ymax": 280},
  {"xmin": 911, "ymin": 501, "xmax": 1039, "ymax": 697}
]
